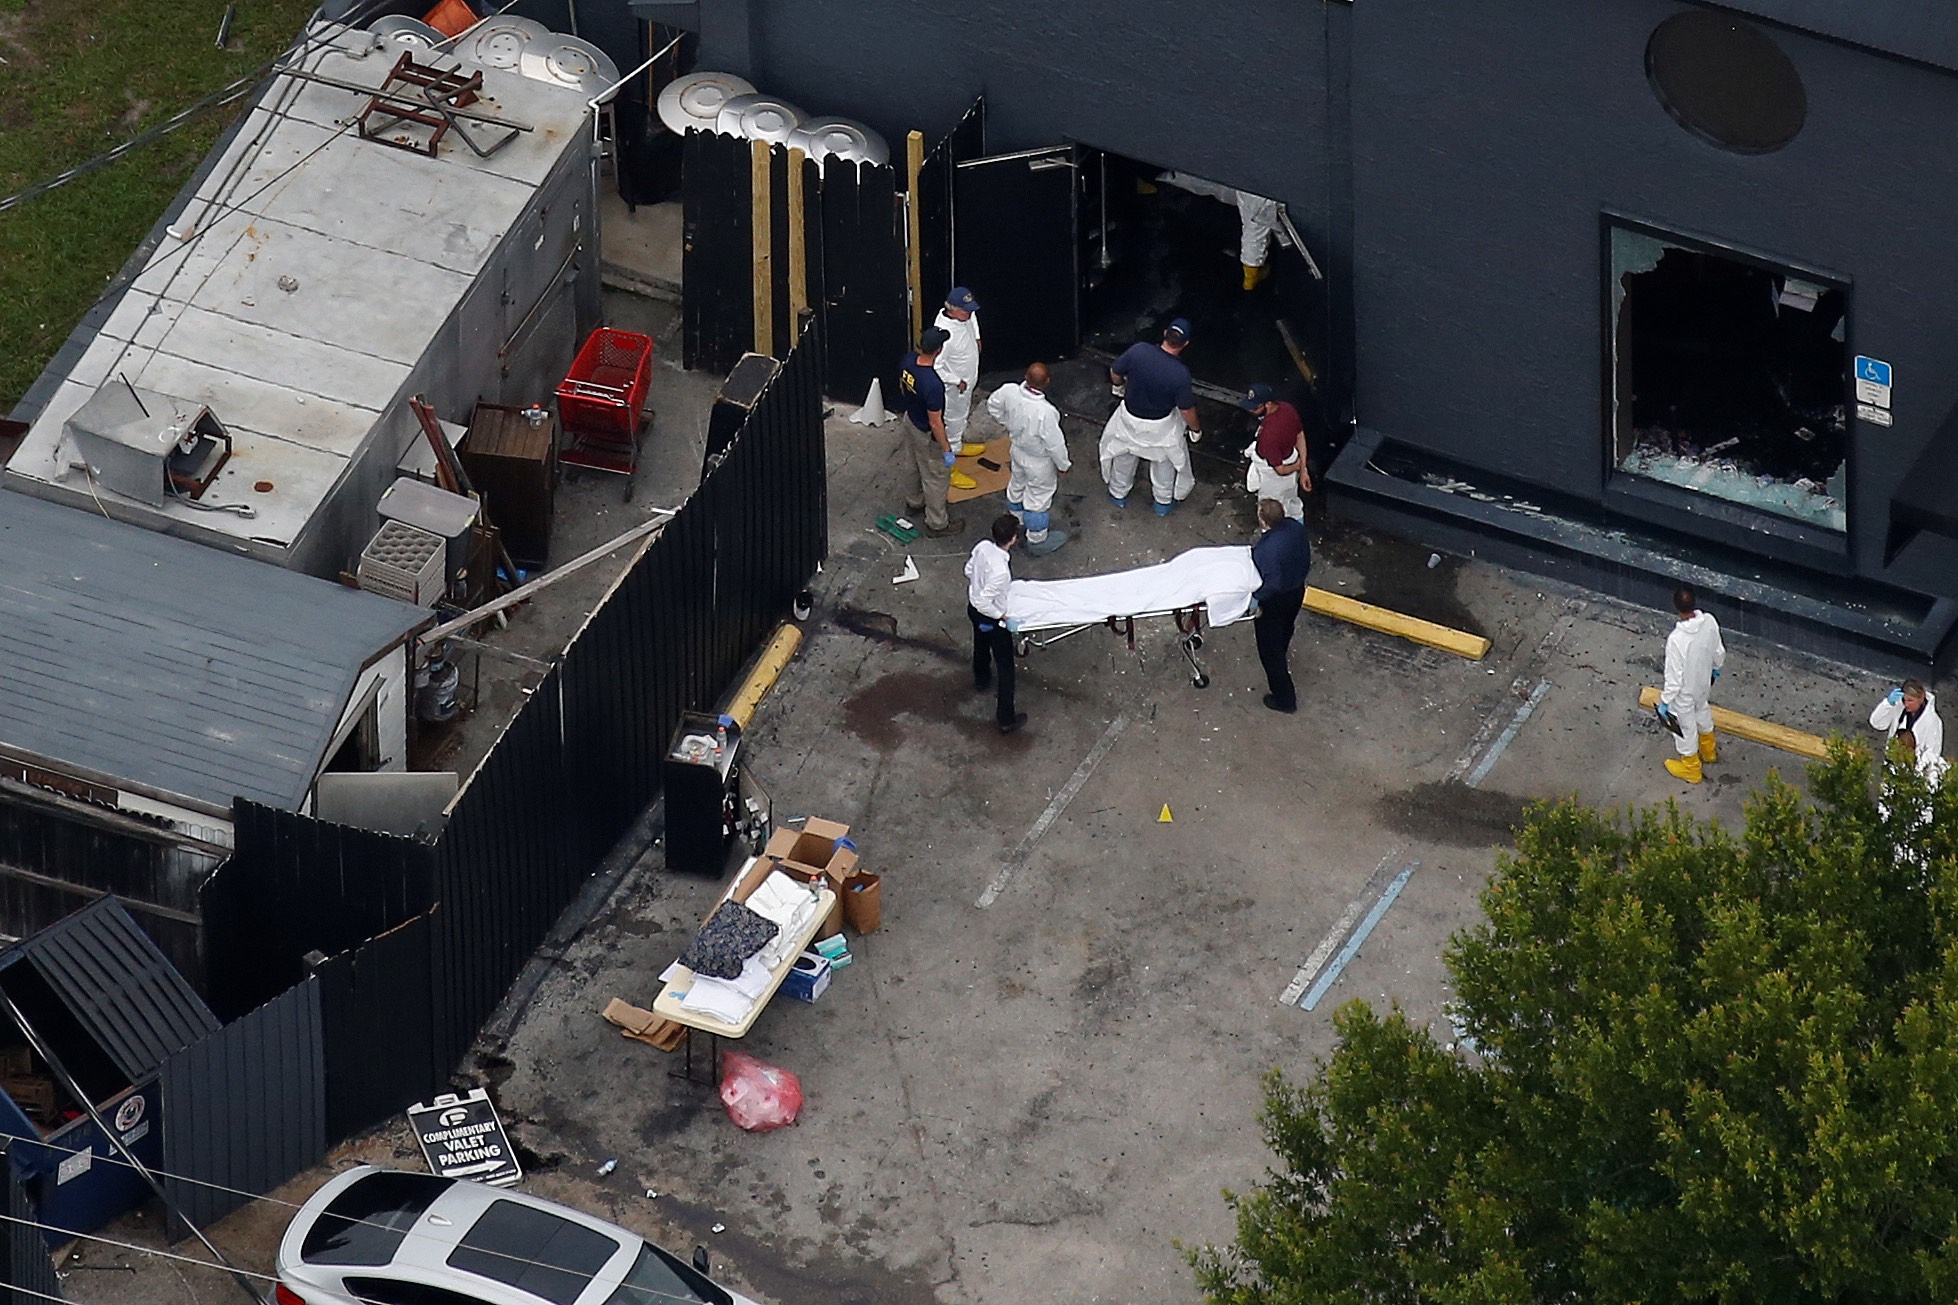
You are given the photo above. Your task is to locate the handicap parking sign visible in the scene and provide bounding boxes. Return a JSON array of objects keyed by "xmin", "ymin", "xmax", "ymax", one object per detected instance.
[{"xmin": 1854, "ymin": 355, "xmax": 1892, "ymax": 409}]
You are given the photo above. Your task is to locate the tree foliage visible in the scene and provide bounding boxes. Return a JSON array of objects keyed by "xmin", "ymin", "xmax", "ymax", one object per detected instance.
[{"xmin": 1193, "ymin": 744, "xmax": 1958, "ymax": 1303}]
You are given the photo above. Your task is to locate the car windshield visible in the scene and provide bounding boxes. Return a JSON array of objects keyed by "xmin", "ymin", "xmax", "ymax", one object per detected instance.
[
  {"xmin": 601, "ymin": 1245, "xmax": 730, "ymax": 1305},
  {"xmin": 302, "ymin": 1171, "xmax": 454, "ymax": 1267},
  {"xmin": 447, "ymin": 1200, "xmax": 621, "ymax": 1305}
]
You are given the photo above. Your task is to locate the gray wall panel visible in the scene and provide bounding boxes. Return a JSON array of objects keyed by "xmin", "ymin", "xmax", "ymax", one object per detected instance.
[{"xmin": 1349, "ymin": 0, "xmax": 1958, "ymax": 583}]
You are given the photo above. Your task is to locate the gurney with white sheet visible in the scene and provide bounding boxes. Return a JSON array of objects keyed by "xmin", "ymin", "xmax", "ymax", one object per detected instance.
[{"xmin": 1001, "ymin": 545, "xmax": 1260, "ymax": 689}]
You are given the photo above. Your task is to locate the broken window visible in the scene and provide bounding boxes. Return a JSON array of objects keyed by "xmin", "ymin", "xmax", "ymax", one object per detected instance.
[{"xmin": 1609, "ymin": 225, "xmax": 1847, "ymax": 533}]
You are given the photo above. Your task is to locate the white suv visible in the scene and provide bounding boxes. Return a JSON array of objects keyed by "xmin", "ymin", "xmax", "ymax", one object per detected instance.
[{"xmin": 274, "ymin": 1166, "xmax": 762, "ymax": 1305}]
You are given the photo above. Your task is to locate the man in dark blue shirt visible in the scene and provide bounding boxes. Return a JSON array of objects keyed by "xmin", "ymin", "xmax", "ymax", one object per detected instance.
[
  {"xmin": 897, "ymin": 327, "xmax": 964, "ymax": 537},
  {"xmin": 1099, "ymin": 319, "xmax": 1203, "ymax": 514},
  {"xmin": 1250, "ymin": 498, "xmax": 1311, "ymax": 713}
]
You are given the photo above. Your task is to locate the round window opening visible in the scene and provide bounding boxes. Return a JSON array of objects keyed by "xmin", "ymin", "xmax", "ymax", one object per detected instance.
[{"xmin": 1646, "ymin": 12, "xmax": 1805, "ymax": 154}]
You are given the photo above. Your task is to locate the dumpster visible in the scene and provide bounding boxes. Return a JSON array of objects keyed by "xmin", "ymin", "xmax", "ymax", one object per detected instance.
[{"xmin": 0, "ymin": 899, "xmax": 218, "ymax": 1241}]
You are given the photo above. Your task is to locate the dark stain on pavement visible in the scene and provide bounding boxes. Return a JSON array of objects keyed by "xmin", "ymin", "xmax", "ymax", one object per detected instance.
[
  {"xmin": 1312, "ymin": 515, "xmax": 1487, "ymax": 638},
  {"xmin": 1375, "ymin": 781, "xmax": 1528, "ymax": 846},
  {"xmin": 832, "ymin": 606, "xmax": 959, "ymax": 660},
  {"xmin": 844, "ymin": 669, "xmax": 1034, "ymax": 753},
  {"xmin": 655, "ymin": 1191, "xmax": 942, "ymax": 1305}
]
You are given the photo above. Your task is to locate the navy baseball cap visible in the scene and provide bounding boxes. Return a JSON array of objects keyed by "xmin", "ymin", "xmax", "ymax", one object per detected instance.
[
  {"xmin": 919, "ymin": 326, "xmax": 951, "ymax": 351},
  {"xmin": 1165, "ymin": 317, "xmax": 1192, "ymax": 341},
  {"xmin": 1238, "ymin": 382, "xmax": 1278, "ymax": 410},
  {"xmin": 947, "ymin": 286, "xmax": 980, "ymax": 312}
]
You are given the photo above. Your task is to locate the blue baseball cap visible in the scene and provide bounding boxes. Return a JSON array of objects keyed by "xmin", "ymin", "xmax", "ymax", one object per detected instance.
[
  {"xmin": 1238, "ymin": 382, "xmax": 1278, "ymax": 411},
  {"xmin": 947, "ymin": 286, "xmax": 980, "ymax": 312},
  {"xmin": 1165, "ymin": 317, "xmax": 1192, "ymax": 342},
  {"xmin": 919, "ymin": 326, "xmax": 950, "ymax": 351}
]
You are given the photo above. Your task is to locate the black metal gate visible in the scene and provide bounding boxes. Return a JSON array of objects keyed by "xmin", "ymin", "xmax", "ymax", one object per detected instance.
[{"xmin": 954, "ymin": 144, "xmax": 1083, "ymax": 370}]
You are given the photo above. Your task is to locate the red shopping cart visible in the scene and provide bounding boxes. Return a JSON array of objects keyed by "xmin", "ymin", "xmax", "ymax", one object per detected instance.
[{"xmin": 557, "ymin": 327, "xmax": 654, "ymax": 499}]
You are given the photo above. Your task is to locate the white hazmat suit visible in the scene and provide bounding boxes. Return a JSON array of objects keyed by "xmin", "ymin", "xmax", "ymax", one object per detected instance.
[
  {"xmin": 987, "ymin": 382, "xmax": 1071, "ymax": 545},
  {"xmin": 1871, "ymin": 690, "xmax": 1946, "ymax": 788},
  {"xmin": 1234, "ymin": 191, "xmax": 1281, "ymax": 269},
  {"xmin": 1661, "ymin": 610, "xmax": 1725, "ymax": 758},
  {"xmin": 1100, "ymin": 407, "xmax": 1195, "ymax": 506},
  {"xmin": 932, "ymin": 309, "xmax": 982, "ymax": 450}
]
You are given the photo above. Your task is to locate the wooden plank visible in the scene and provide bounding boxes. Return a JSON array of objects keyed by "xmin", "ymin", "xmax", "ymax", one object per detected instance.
[
  {"xmin": 786, "ymin": 146, "xmax": 809, "ymax": 327},
  {"xmin": 1302, "ymin": 586, "xmax": 1492, "ymax": 660},
  {"xmin": 751, "ymin": 138, "xmax": 773, "ymax": 357},
  {"xmin": 1636, "ymin": 686, "xmax": 1829, "ymax": 760},
  {"xmin": 905, "ymin": 129, "xmax": 924, "ymax": 345}
]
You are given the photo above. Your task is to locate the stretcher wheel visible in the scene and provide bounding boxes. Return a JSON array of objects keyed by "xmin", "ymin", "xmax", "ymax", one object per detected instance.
[
  {"xmin": 1016, "ymin": 636, "xmax": 1031, "ymax": 657},
  {"xmin": 1188, "ymin": 634, "xmax": 1204, "ymax": 651},
  {"xmin": 1193, "ymin": 672, "xmax": 1211, "ymax": 689}
]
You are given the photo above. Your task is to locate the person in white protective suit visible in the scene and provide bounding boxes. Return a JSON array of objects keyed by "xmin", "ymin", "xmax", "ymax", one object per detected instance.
[
  {"xmin": 1656, "ymin": 585, "xmax": 1725, "ymax": 784},
  {"xmin": 932, "ymin": 287, "xmax": 986, "ymax": 486},
  {"xmin": 1100, "ymin": 318, "xmax": 1203, "ymax": 516},
  {"xmin": 1870, "ymin": 679, "xmax": 1946, "ymax": 789},
  {"xmin": 1234, "ymin": 190, "xmax": 1281, "ymax": 290},
  {"xmin": 1237, "ymin": 380, "xmax": 1309, "ymax": 522},
  {"xmin": 987, "ymin": 361, "xmax": 1072, "ymax": 556}
]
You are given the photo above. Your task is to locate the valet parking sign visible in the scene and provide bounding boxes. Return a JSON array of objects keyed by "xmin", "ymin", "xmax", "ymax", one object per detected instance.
[{"xmin": 408, "ymin": 1088, "xmax": 521, "ymax": 1187}]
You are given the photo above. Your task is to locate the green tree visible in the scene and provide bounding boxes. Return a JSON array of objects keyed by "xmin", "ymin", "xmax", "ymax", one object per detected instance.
[{"xmin": 1192, "ymin": 744, "xmax": 1958, "ymax": 1304}]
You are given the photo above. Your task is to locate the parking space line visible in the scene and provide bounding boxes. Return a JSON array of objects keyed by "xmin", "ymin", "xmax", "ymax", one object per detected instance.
[
  {"xmin": 1278, "ymin": 849, "xmax": 1398, "ymax": 1006},
  {"xmin": 1463, "ymin": 680, "xmax": 1551, "ymax": 789},
  {"xmin": 975, "ymin": 711, "xmax": 1130, "ymax": 909},
  {"xmin": 1300, "ymin": 860, "xmax": 1420, "ymax": 1012}
]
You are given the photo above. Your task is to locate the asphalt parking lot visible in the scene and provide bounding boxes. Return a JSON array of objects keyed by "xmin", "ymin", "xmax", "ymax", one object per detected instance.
[
  {"xmin": 66, "ymin": 356, "xmax": 1911, "ymax": 1305},
  {"xmin": 475, "ymin": 372, "xmax": 1901, "ymax": 1305}
]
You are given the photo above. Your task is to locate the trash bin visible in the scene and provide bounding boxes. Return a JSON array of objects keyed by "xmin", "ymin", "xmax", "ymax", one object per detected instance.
[{"xmin": 663, "ymin": 712, "xmax": 743, "ymax": 874}]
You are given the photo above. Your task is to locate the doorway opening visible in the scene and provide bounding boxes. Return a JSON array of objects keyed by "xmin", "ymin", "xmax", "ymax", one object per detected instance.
[
  {"xmin": 1609, "ymin": 224, "xmax": 1847, "ymax": 532},
  {"xmin": 1081, "ymin": 154, "xmax": 1320, "ymax": 408}
]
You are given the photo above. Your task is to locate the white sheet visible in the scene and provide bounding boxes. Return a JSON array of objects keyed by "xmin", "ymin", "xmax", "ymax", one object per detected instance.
[{"xmin": 1003, "ymin": 546, "xmax": 1261, "ymax": 631}]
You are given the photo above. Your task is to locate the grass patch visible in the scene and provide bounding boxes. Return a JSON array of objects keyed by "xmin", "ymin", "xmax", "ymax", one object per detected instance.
[{"xmin": 0, "ymin": 0, "xmax": 322, "ymax": 411}]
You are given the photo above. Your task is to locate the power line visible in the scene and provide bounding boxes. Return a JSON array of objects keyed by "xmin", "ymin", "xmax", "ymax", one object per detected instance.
[{"xmin": 0, "ymin": 1133, "xmax": 715, "ymax": 1305}]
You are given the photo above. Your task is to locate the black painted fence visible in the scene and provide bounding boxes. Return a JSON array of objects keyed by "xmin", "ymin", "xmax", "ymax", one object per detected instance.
[
  {"xmin": 682, "ymin": 128, "xmax": 905, "ymax": 406},
  {"xmin": 202, "ymin": 326, "xmax": 827, "ymax": 1143}
]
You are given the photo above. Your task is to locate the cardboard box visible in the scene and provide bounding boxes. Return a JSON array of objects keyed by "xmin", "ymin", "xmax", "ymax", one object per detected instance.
[{"xmin": 763, "ymin": 817, "xmax": 853, "ymax": 885}]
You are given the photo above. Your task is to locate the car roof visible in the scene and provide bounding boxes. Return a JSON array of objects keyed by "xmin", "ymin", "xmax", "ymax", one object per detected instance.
[{"xmin": 290, "ymin": 1167, "xmax": 642, "ymax": 1305}]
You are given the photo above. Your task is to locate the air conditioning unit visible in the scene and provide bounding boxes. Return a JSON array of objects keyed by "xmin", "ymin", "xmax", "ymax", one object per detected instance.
[{"xmin": 63, "ymin": 380, "xmax": 231, "ymax": 505}]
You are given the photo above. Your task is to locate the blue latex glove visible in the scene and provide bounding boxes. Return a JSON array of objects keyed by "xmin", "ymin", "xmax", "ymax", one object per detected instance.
[
  {"xmin": 1656, "ymin": 702, "xmax": 1674, "ymax": 721},
  {"xmin": 1005, "ymin": 618, "xmax": 1022, "ymax": 634},
  {"xmin": 1711, "ymin": 667, "xmax": 1721, "ymax": 683},
  {"xmin": 943, "ymin": 451, "xmax": 956, "ymax": 467},
  {"xmin": 1889, "ymin": 687, "xmax": 1905, "ymax": 705}
]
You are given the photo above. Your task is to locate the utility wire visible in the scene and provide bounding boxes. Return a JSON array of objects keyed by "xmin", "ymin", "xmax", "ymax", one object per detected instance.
[
  {"xmin": 0, "ymin": 1133, "xmax": 714, "ymax": 1305},
  {"xmin": 0, "ymin": 0, "xmax": 396, "ymax": 216},
  {"xmin": 0, "ymin": 1209, "xmax": 710, "ymax": 1305}
]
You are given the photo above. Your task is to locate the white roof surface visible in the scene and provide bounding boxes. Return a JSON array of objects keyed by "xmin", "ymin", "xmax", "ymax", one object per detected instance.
[{"xmin": 4, "ymin": 21, "xmax": 592, "ymax": 557}]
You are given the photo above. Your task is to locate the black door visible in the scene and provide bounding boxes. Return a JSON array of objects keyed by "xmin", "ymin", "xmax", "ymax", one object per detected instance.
[{"xmin": 953, "ymin": 145, "xmax": 1080, "ymax": 371}]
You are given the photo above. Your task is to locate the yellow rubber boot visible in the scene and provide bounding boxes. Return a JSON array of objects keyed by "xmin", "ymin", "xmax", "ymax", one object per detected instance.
[
  {"xmin": 956, "ymin": 441, "xmax": 987, "ymax": 458},
  {"xmin": 1664, "ymin": 754, "xmax": 1703, "ymax": 784},
  {"xmin": 949, "ymin": 470, "xmax": 978, "ymax": 491},
  {"xmin": 1241, "ymin": 262, "xmax": 1270, "ymax": 290},
  {"xmin": 1698, "ymin": 731, "xmax": 1717, "ymax": 764}
]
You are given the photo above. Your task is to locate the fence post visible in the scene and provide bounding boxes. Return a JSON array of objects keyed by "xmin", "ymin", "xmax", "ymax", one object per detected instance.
[
  {"xmin": 905, "ymin": 129, "xmax": 924, "ymax": 346},
  {"xmin": 787, "ymin": 145, "xmax": 809, "ymax": 328},
  {"xmin": 752, "ymin": 138, "xmax": 773, "ymax": 358}
]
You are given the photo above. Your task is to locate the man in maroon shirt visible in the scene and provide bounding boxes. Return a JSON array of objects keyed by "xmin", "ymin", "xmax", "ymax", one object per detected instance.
[{"xmin": 1238, "ymin": 381, "xmax": 1309, "ymax": 521}]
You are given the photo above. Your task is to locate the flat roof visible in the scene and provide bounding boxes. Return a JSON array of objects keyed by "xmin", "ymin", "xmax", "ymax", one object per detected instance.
[
  {"xmin": 3, "ymin": 20, "xmax": 593, "ymax": 560},
  {"xmin": 0, "ymin": 489, "xmax": 428, "ymax": 813}
]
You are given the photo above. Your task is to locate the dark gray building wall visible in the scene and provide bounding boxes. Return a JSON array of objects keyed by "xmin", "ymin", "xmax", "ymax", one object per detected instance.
[
  {"xmin": 1349, "ymin": 0, "xmax": 1958, "ymax": 595},
  {"xmin": 739, "ymin": 0, "xmax": 1338, "ymax": 240}
]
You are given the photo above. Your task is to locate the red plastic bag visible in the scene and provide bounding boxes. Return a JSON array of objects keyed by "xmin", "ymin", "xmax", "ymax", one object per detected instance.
[{"xmin": 718, "ymin": 1052, "xmax": 803, "ymax": 1131}]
